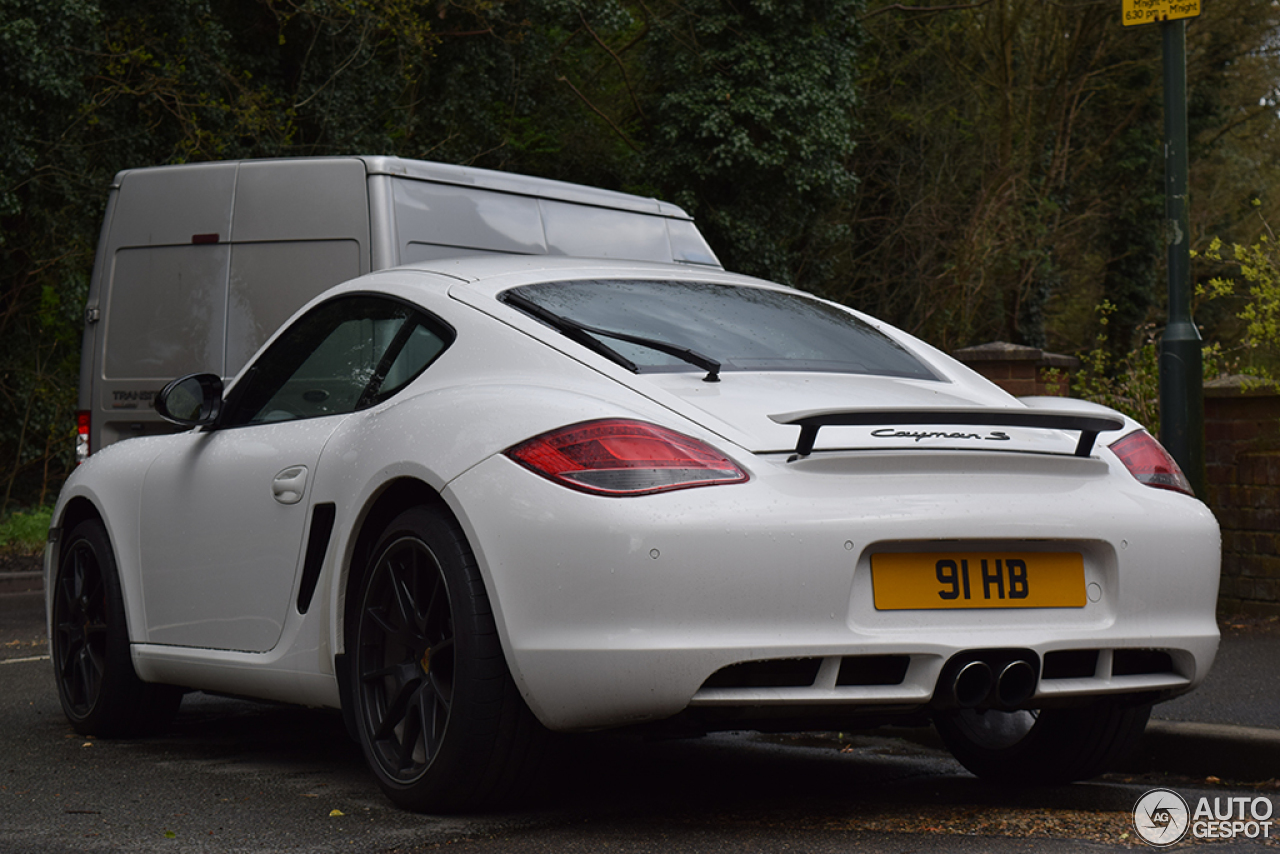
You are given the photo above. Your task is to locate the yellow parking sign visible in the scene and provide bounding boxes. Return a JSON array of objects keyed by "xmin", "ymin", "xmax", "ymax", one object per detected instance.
[{"xmin": 1122, "ymin": 0, "xmax": 1201, "ymax": 26}]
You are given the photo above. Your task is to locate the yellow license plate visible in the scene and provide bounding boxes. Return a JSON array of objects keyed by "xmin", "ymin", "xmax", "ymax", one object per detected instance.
[{"xmin": 871, "ymin": 552, "xmax": 1086, "ymax": 610}]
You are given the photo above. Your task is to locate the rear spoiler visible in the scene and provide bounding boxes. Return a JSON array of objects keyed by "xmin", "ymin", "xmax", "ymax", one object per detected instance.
[{"xmin": 770, "ymin": 407, "xmax": 1126, "ymax": 459}]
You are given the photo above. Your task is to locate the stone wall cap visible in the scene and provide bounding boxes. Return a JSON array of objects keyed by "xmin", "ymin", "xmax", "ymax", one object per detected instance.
[
  {"xmin": 952, "ymin": 341, "xmax": 1079, "ymax": 369},
  {"xmin": 953, "ymin": 341, "xmax": 1041, "ymax": 361},
  {"xmin": 1204, "ymin": 374, "xmax": 1280, "ymax": 398}
]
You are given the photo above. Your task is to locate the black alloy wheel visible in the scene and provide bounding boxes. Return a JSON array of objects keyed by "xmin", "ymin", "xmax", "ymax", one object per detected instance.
[
  {"xmin": 51, "ymin": 519, "xmax": 181, "ymax": 736},
  {"xmin": 53, "ymin": 532, "xmax": 110, "ymax": 720},
  {"xmin": 357, "ymin": 529, "xmax": 456, "ymax": 783},
  {"xmin": 352, "ymin": 505, "xmax": 544, "ymax": 812}
]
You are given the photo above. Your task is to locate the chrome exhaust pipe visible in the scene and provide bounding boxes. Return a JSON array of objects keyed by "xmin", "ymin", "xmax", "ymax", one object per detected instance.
[
  {"xmin": 952, "ymin": 660, "xmax": 994, "ymax": 708},
  {"xmin": 995, "ymin": 659, "xmax": 1037, "ymax": 707}
]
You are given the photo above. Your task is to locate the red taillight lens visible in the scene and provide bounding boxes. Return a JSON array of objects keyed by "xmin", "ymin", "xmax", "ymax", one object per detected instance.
[
  {"xmin": 505, "ymin": 418, "xmax": 748, "ymax": 496},
  {"xmin": 1108, "ymin": 429, "xmax": 1193, "ymax": 496},
  {"xmin": 76, "ymin": 410, "xmax": 91, "ymax": 464}
]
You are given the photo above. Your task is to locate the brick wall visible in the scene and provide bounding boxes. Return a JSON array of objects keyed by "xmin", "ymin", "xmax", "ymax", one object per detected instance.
[
  {"xmin": 952, "ymin": 345, "xmax": 1280, "ymax": 616},
  {"xmin": 952, "ymin": 341, "xmax": 1077, "ymax": 397},
  {"xmin": 1204, "ymin": 378, "xmax": 1280, "ymax": 614}
]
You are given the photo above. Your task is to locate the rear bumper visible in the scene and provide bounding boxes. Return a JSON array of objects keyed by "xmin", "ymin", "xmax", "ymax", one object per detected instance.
[{"xmin": 447, "ymin": 450, "xmax": 1222, "ymax": 731}]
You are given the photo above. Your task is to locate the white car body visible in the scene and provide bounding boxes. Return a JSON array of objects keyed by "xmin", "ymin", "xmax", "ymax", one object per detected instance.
[{"xmin": 47, "ymin": 256, "xmax": 1221, "ymax": 809}]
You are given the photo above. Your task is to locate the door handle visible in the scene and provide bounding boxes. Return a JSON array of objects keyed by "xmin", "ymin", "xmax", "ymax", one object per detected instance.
[{"xmin": 272, "ymin": 466, "xmax": 309, "ymax": 505}]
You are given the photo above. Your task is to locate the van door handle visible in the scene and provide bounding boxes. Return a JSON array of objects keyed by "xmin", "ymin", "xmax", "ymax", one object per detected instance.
[{"xmin": 272, "ymin": 466, "xmax": 309, "ymax": 505}]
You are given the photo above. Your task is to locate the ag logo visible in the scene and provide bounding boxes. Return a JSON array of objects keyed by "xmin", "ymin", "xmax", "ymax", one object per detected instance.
[{"xmin": 1133, "ymin": 788, "xmax": 1191, "ymax": 846}]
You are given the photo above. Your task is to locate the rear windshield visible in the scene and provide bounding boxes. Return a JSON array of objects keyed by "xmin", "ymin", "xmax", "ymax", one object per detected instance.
[{"xmin": 503, "ymin": 279, "xmax": 938, "ymax": 380}]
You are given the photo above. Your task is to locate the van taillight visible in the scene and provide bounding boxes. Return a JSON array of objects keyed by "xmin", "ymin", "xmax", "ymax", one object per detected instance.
[
  {"xmin": 76, "ymin": 411, "xmax": 90, "ymax": 464},
  {"xmin": 1108, "ymin": 429, "xmax": 1193, "ymax": 496}
]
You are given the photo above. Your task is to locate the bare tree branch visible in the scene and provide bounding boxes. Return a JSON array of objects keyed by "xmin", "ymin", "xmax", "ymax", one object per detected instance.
[
  {"xmin": 556, "ymin": 76, "xmax": 641, "ymax": 153},
  {"xmin": 578, "ymin": 11, "xmax": 646, "ymax": 123}
]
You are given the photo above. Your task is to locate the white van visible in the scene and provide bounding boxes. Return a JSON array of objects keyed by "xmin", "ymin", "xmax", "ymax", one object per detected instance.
[{"xmin": 76, "ymin": 155, "xmax": 720, "ymax": 460}]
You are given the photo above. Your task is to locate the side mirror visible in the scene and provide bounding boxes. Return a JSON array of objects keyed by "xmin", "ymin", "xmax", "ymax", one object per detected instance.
[{"xmin": 154, "ymin": 373, "xmax": 224, "ymax": 426}]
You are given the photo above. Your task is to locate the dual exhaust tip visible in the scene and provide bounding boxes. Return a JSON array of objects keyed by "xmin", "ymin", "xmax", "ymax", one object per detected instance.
[{"xmin": 937, "ymin": 651, "xmax": 1039, "ymax": 710}]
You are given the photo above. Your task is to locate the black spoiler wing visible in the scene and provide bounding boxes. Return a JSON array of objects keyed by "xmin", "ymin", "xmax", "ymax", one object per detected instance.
[{"xmin": 769, "ymin": 407, "xmax": 1126, "ymax": 459}]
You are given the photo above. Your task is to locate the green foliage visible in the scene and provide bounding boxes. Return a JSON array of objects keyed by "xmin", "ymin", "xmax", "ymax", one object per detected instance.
[
  {"xmin": 1051, "ymin": 302, "xmax": 1162, "ymax": 433},
  {"xmin": 400, "ymin": 0, "xmax": 863, "ymax": 285},
  {"xmin": 1054, "ymin": 301, "xmax": 1230, "ymax": 435},
  {"xmin": 841, "ymin": 0, "xmax": 1280, "ymax": 358},
  {"xmin": 839, "ymin": 3, "xmax": 1149, "ymax": 349},
  {"xmin": 1196, "ymin": 206, "xmax": 1280, "ymax": 385},
  {"xmin": 637, "ymin": 0, "xmax": 861, "ymax": 283},
  {"xmin": 5, "ymin": 0, "xmax": 1280, "ymax": 509},
  {"xmin": 0, "ymin": 506, "xmax": 52, "ymax": 555},
  {"xmin": 0, "ymin": 0, "xmax": 864, "ymax": 508}
]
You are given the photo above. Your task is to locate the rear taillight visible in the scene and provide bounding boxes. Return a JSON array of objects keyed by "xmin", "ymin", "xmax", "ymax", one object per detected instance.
[
  {"xmin": 1108, "ymin": 429, "xmax": 1194, "ymax": 496},
  {"xmin": 76, "ymin": 410, "xmax": 91, "ymax": 464},
  {"xmin": 505, "ymin": 418, "xmax": 748, "ymax": 496}
]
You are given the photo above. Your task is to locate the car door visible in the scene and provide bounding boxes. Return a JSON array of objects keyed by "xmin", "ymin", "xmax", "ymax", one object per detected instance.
[{"xmin": 139, "ymin": 294, "xmax": 452, "ymax": 652}]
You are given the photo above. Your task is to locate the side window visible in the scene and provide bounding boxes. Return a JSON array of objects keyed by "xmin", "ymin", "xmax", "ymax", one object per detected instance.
[{"xmin": 220, "ymin": 295, "xmax": 452, "ymax": 428}]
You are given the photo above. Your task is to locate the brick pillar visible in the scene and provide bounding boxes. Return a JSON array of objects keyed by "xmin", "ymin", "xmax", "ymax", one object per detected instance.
[
  {"xmin": 951, "ymin": 341, "xmax": 1078, "ymax": 397},
  {"xmin": 1204, "ymin": 376, "xmax": 1280, "ymax": 616}
]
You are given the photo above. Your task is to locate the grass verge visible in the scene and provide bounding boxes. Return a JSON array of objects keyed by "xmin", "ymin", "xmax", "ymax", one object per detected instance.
[{"xmin": 0, "ymin": 507, "xmax": 52, "ymax": 556}]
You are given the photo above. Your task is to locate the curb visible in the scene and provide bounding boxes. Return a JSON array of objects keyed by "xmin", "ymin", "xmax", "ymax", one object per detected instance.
[
  {"xmin": 1123, "ymin": 720, "xmax": 1280, "ymax": 783},
  {"xmin": 885, "ymin": 719, "xmax": 1280, "ymax": 784},
  {"xmin": 0, "ymin": 573, "xmax": 42, "ymax": 596}
]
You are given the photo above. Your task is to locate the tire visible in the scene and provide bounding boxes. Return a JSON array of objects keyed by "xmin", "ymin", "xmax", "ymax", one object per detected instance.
[
  {"xmin": 50, "ymin": 520, "xmax": 182, "ymax": 736},
  {"xmin": 350, "ymin": 506, "xmax": 545, "ymax": 812},
  {"xmin": 934, "ymin": 700, "xmax": 1152, "ymax": 784}
]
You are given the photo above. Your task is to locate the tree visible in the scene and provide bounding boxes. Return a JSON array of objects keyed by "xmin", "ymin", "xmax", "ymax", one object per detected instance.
[
  {"xmin": 837, "ymin": 0, "xmax": 1280, "ymax": 358},
  {"xmin": 0, "ymin": 0, "xmax": 865, "ymax": 508}
]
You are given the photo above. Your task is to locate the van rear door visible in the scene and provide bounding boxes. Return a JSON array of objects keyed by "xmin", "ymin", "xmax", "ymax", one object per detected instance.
[
  {"xmin": 87, "ymin": 159, "xmax": 370, "ymax": 454},
  {"xmin": 225, "ymin": 158, "xmax": 370, "ymax": 374},
  {"xmin": 93, "ymin": 163, "xmax": 235, "ymax": 450}
]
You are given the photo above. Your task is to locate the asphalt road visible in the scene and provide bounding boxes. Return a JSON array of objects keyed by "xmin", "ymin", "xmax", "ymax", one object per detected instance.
[
  {"xmin": 2, "ymin": 591, "xmax": 1277, "ymax": 853},
  {"xmin": 1154, "ymin": 617, "xmax": 1280, "ymax": 729}
]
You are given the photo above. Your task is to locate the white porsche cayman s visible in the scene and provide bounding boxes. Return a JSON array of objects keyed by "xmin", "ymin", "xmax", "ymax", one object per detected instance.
[{"xmin": 46, "ymin": 256, "xmax": 1220, "ymax": 811}]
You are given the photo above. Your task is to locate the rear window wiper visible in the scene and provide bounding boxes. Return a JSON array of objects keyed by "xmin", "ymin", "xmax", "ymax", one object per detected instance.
[{"xmin": 502, "ymin": 292, "xmax": 721, "ymax": 382}]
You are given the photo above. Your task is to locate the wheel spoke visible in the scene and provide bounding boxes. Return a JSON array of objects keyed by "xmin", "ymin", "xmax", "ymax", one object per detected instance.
[
  {"xmin": 59, "ymin": 565, "xmax": 81, "ymax": 616},
  {"xmin": 58, "ymin": 577, "xmax": 75, "ymax": 612},
  {"xmin": 422, "ymin": 681, "xmax": 449, "ymax": 761},
  {"xmin": 398, "ymin": 692, "xmax": 431, "ymax": 772},
  {"xmin": 73, "ymin": 645, "xmax": 103, "ymax": 708},
  {"xmin": 360, "ymin": 663, "xmax": 399, "ymax": 682},
  {"xmin": 432, "ymin": 668, "xmax": 454, "ymax": 707},
  {"xmin": 371, "ymin": 662, "xmax": 422, "ymax": 741},
  {"xmin": 420, "ymin": 571, "xmax": 443, "ymax": 636},
  {"xmin": 366, "ymin": 604, "xmax": 406, "ymax": 644},
  {"xmin": 79, "ymin": 560, "xmax": 104, "ymax": 609},
  {"xmin": 389, "ymin": 558, "xmax": 416, "ymax": 627},
  {"xmin": 423, "ymin": 696, "xmax": 442, "ymax": 759},
  {"xmin": 356, "ymin": 527, "xmax": 461, "ymax": 784},
  {"xmin": 60, "ymin": 638, "xmax": 83, "ymax": 683}
]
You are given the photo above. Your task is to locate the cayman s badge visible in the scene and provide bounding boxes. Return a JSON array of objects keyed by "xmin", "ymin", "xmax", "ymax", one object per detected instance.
[{"xmin": 870, "ymin": 428, "xmax": 1011, "ymax": 443}]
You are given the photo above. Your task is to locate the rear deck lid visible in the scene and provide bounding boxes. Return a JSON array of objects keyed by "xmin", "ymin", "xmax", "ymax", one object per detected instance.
[{"xmin": 641, "ymin": 372, "xmax": 1122, "ymax": 456}]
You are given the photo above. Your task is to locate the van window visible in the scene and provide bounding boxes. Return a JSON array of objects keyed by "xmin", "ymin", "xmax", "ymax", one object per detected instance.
[
  {"xmin": 666, "ymin": 219, "xmax": 720, "ymax": 266},
  {"xmin": 392, "ymin": 179, "xmax": 546, "ymax": 259},
  {"xmin": 226, "ymin": 240, "xmax": 362, "ymax": 374},
  {"xmin": 540, "ymin": 200, "xmax": 670, "ymax": 262},
  {"xmin": 105, "ymin": 245, "xmax": 228, "ymax": 379}
]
